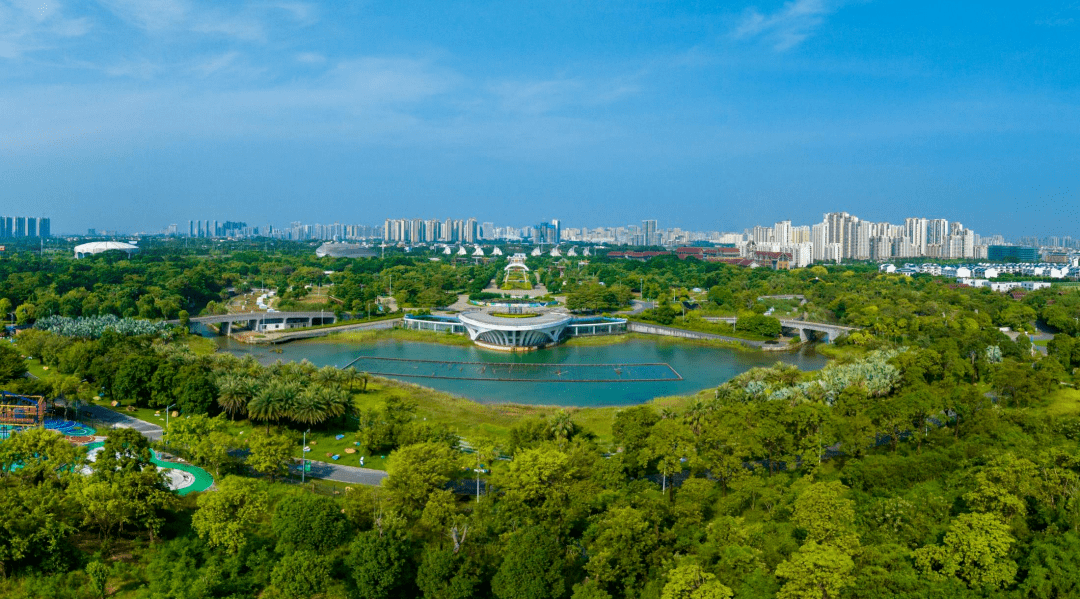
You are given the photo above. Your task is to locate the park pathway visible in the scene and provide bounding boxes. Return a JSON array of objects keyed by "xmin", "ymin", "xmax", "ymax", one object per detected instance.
[
  {"xmin": 288, "ymin": 460, "xmax": 388, "ymax": 486},
  {"xmin": 81, "ymin": 404, "xmax": 164, "ymax": 441},
  {"xmin": 82, "ymin": 404, "xmax": 387, "ymax": 486}
]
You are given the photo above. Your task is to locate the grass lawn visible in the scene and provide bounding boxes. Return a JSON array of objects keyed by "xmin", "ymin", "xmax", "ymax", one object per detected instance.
[
  {"xmin": 23, "ymin": 356, "xmax": 53, "ymax": 380},
  {"xmin": 1041, "ymin": 388, "xmax": 1080, "ymax": 418},
  {"xmin": 814, "ymin": 344, "xmax": 867, "ymax": 361},
  {"xmin": 321, "ymin": 328, "xmax": 474, "ymax": 347}
]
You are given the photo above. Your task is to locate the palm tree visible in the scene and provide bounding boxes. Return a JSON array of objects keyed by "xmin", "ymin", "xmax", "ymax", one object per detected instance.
[
  {"xmin": 549, "ymin": 410, "xmax": 576, "ymax": 443},
  {"xmin": 682, "ymin": 400, "xmax": 710, "ymax": 436},
  {"xmin": 247, "ymin": 389, "xmax": 278, "ymax": 434},
  {"xmin": 342, "ymin": 367, "xmax": 361, "ymax": 393},
  {"xmin": 291, "ymin": 388, "xmax": 330, "ymax": 427},
  {"xmin": 248, "ymin": 380, "xmax": 300, "ymax": 433},
  {"xmin": 323, "ymin": 387, "xmax": 353, "ymax": 425},
  {"xmin": 314, "ymin": 365, "xmax": 341, "ymax": 387},
  {"xmin": 216, "ymin": 374, "xmax": 253, "ymax": 420}
]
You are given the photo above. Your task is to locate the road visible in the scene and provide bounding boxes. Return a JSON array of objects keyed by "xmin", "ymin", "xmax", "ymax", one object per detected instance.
[
  {"xmin": 289, "ymin": 460, "xmax": 388, "ymax": 486},
  {"xmin": 83, "ymin": 404, "xmax": 387, "ymax": 486},
  {"xmin": 617, "ymin": 299, "xmax": 654, "ymax": 316},
  {"xmin": 80, "ymin": 403, "xmax": 164, "ymax": 441}
]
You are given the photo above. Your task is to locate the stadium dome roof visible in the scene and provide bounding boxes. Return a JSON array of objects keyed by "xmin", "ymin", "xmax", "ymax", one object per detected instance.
[{"xmin": 73, "ymin": 241, "xmax": 140, "ymax": 259}]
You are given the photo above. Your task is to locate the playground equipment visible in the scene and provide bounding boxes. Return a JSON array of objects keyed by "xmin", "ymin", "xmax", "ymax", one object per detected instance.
[{"xmin": 0, "ymin": 391, "xmax": 45, "ymax": 427}]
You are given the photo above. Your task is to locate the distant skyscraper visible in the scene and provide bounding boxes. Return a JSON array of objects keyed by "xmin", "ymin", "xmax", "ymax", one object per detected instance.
[
  {"xmin": 927, "ymin": 219, "xmax": 948, "ymax": 245},
  {"xmin": 465, "ymin": 218, "xmax": 478, "ymax": 243},
  {"xmin": 773, "ymin": 220, "xmax": 792, "ymax": 245},
  {"xmin": 905, "ymin": 217, "xmax": 928, "ymax": 256},
  {"xmin": 642, "ymin": 219, "xmax": 657, "ymax": 246}
]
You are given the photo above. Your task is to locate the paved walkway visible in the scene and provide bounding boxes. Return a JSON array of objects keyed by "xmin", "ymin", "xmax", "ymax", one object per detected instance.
[
  {"xmin": 627, "ymin": 321, "xmax": 768, "ymax": 348},
  {"xmin": 289, "ymin": 460, "xmax": 388, "ymax": 486},
  {"xmin": 615, "ymin": 299, "xmax": 653, "ymax": 316},
  {"xmin": 253, "ymin": 318, "xmax": 397, "ymax": 343},
  {"xmin": 81, "ymin": 404, "xmax": 164, "ymax": 441},
  {"xmin": 83, "ymin": 404, "xmax": 386, "ymax": 486}
]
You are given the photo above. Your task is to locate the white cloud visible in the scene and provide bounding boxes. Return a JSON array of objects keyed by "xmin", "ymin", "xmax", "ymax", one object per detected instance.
[
  {"xmin": 0, "ymin": 0, "xmax": 92, "ymax": 59},
  {"xmin": 99, "ymin": 0, "xmax": 267, "ymax": 41},
  {"xmin": 274, "ymin": 1, "xmax": 317, "ymax": 25},
  {"xmin": 295, "ymin": 51, "xmax": 325, "ymax": 64},
  {"xmin": 191, "ymin": 51, "xmax": 240, "ymax": 77},
  {"xmin": 190, "ymin": 9, "xmax": 265, "ymax": 41},
  {"xmin": 733, "ymin": 0, "xmax": 836, "ymax": 51},
  {"xmin": 97, "ymin": 0, "xmax": 189, "ymax": 32},
  {"xmin": 491, "ymin": 77, "xmax": 639, "ymax": 115}
]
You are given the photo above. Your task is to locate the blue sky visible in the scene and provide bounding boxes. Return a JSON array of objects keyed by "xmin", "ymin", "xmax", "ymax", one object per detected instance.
[{"xmin": 0, "ymin": 0, "xmax": 1077, "ymax": 237}]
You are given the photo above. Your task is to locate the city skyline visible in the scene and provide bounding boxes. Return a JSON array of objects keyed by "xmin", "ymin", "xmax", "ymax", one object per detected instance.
[
  {"xmin": 151, "ymin": 209, "xmax": 1039, "ymax": 255},
  {"xmin": 1, "ymin": 2, "xmax": 1076, "ymax": 237},
  {"xmin": 42, "ymin": 206, "xmax": 1080, "ymax": 253}
]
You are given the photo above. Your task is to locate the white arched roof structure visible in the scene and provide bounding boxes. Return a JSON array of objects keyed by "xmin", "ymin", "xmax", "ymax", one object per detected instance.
[
  {"xmin": 74, "ymin": 241, "xmax": 139, "ymax": 259},
  {"xmin": 505, "ymin": 253, "xmax": 530, "ymax": 272}
]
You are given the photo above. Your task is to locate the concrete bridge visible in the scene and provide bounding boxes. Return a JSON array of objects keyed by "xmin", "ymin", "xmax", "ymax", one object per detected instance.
[
  {"xmin": 626, "ymin": 322, "xmax": 767, "ymax": 349},
  {"xmin": 706, "ymin": 317, "xmax": 857, "ymax": 343},
  {"xmin": 170, "ymin": 311, "xmax": 340, "ymax": 334}
]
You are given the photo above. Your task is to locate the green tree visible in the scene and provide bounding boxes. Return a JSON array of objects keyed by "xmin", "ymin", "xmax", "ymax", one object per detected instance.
[
  {"xmin": 774, "ymin": 482, "xmax": 860, "ymax": 599},
  {"xmin": 0, "ymin": 482, "xmax": 78, "ymax": 577},
  {"xmin": 0, "ymin": 343, "xmax": 28, "ymax": 383},
  {"xmin": 914, "ymin": 512, "xmax": 1017, "ymax": 590},
  {"xmin": 113, "ymin": 355, "xmax": 159, "ymax": 407},
  {"xmin": 644, "ymin": 418, "xmax": 693, "ymax": 494},
  {"xmin": 175, "ymin": 364, "xmax": 217, "ymax": 415},
  {"xmin": 792, "ymin": 481, "xmax": 859, "ymax": 551},
  {"xmin": 247, "ymin": 430, "xmax": 294, "ymax": 482},
  {"xmin": 585, "ymin": 506, "xmax": 658, "ymax": 596},
  {"xmin": 735, "ymin": 314, "xmax": 782, "ymax": 338},
  {"xmin": 191, "ymin": 476, "xmax": 269, "ymax": 555},
  {"xmin": 384, "ymin": 442, "xmax": 460, "ymax": 519},
  {"xmin": 14, "ymin": 302, "xmax": 35, "ymax": 325},
  {"xmin": 215, "ymin": 374, "xmax": 253, "ymax": 420},
  {"xmin": 86, "ymin": 561, "xmax": 109, "ymax": 599},
  {"xmin": 416, "ymin": 546, "xmax": 483, "ymax": 599},
  {"xmin": 0, "ymin": 427, "xmax": 82, "ymax": 483},
  {"xmin": 612, "ymin": 405, "xmax": 659, "ymax": 475},
  {"xmin": 93, "ymin": 427, "xmax": 152, "ymax": 478},
  {"xmin": 272, "ymin": 493, "xmax": 351, "ymax": 553},
  {"xmin": 491, "ymin": 526, "xmax": 567, "ymax": 599},
  {"xmin": 270, "ymin": 550, "xmax": 332, "ymax": 599},
  {"xmin": 775, "ymin": 542, "xmax": 856, "ymax": 599},
  {"xmin": 346, "ymin": 530, "xmax": 412, "ymax": 599},
  {"xmin": 661, "ymin": 564, "xmax": 734, "ymax": 599}
]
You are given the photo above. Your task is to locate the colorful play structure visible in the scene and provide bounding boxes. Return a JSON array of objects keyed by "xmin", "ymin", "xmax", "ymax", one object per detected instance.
[
  {"xmin": 0, "ymin": 390, "xmax": 212, "ymax": 494},
  {"xmin": 0, "ymin": 392, "xmax": 97, "ymax": 440},
  {"xmin": 0, "ymin": 391, "xmax": 46, "ymax": 427}
]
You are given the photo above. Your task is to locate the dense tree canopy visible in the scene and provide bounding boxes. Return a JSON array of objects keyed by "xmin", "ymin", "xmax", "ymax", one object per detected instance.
[{"xmin": 3, "ymin": 242, "xmax": 1080, "ymax": 597}]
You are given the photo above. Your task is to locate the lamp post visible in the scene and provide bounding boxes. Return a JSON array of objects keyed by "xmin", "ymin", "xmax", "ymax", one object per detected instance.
[
  {"xmin": 301, "ymin": 429, "xmax": 309, "ymax": 483},
  {"xmin": 165, "ymin": 403, "xmax": 176, "ymax": 445}
]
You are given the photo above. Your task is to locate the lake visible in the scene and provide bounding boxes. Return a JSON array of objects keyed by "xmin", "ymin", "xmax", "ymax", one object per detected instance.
[{"xmin": 215, "ymin": 335, "xmax": 829, "ymax": 407}]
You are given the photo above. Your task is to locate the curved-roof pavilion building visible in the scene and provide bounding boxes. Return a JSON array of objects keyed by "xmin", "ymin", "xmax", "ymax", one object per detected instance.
[
  {"xmin": 458, "ymin": 311, "xmax": 572, "ymax": 351},
  {"xmin": 73, "ymin": 241, "xmax": 140, "ymax": 259}
]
